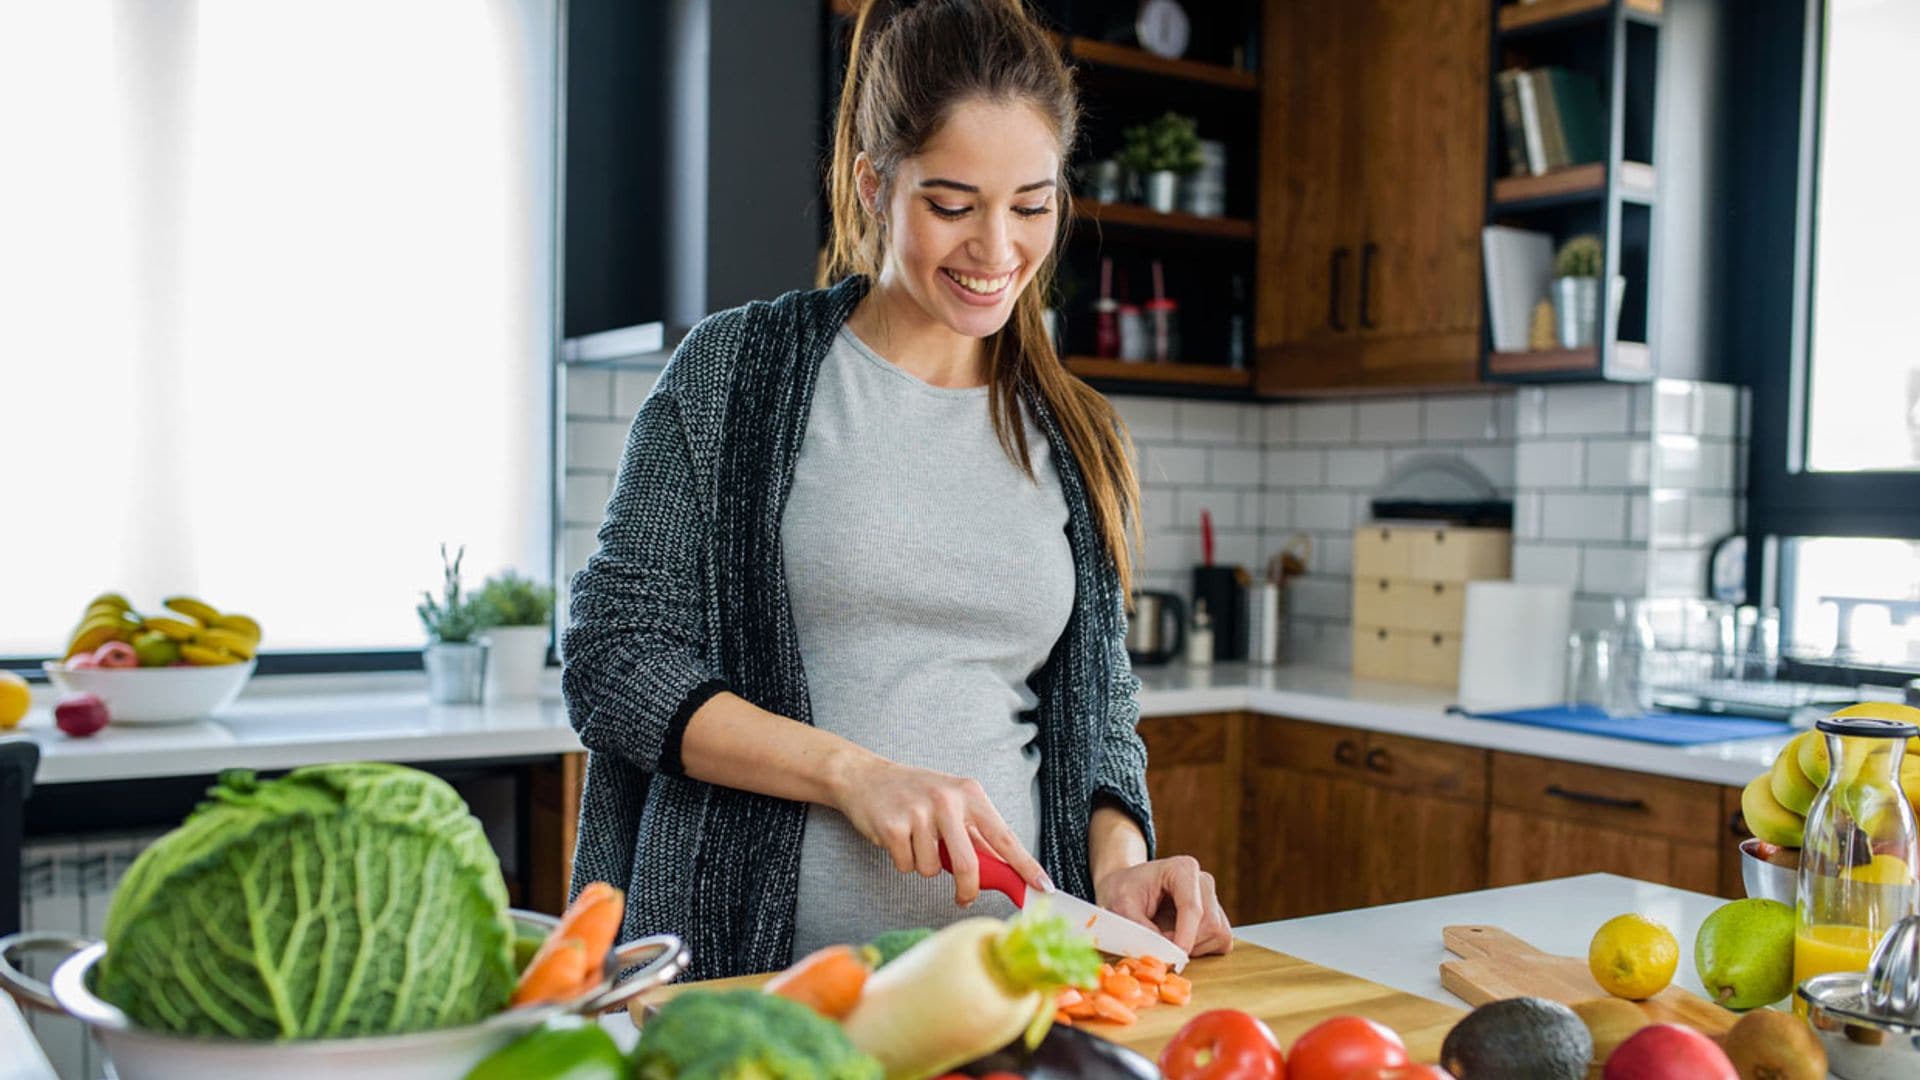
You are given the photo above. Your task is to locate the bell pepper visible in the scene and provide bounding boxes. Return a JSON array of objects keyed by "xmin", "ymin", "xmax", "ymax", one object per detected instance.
[{"xmin": 465, "ymin": 1016, "xmax": 626, "ymax": 1080}]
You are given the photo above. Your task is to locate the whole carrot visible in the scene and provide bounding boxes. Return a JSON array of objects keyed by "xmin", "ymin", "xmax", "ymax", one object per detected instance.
[
  {"xmin": 511, "ymin": 882, "xmax": 625, "ymax": 1007},
  {"xmin": 764, "ymin": 944, "xmax": 872, "ymax": 1020}
]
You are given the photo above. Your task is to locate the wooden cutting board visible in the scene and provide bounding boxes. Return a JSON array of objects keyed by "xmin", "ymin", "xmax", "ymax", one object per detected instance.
[
  {"xmin": 1439, "ymin": 925, "xmax": 1735, "ymax": 1037},
  {"xmin": 633, "ymin": 941, "xmax": 1463, "ymax": 1061}
]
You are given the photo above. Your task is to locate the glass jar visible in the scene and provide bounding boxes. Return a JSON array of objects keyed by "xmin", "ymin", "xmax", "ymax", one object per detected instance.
[{"xmin": 1794, "ymin": 711, "xmax": 1920, "ymax": 1012}]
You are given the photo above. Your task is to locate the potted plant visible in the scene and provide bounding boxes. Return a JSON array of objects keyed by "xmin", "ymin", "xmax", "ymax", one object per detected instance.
[
  {"xmin": 473, "ymin": 570, "xmax": 556, "ymax": 701},
  {"xmin": 417, "ymin": 543, "xmax": 488, "ymax": 705},
  {"xmin": 1551, "ymin": 234, "xmax": 1603, "ymax": 348},
  {"xmin": 1119, "ymin": 112, "xmax": 1203, "ymax": 214}
]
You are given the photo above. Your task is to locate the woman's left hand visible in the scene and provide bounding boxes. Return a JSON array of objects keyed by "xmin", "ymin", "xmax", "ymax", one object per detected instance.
[{"xmin": 1093, "ymin": 855, "xmax": 1233, "ymax": 957}]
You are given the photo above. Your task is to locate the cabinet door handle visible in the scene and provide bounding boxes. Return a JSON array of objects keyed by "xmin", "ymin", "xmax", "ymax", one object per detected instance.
[
  {"xmin": 1334, "ymin": 739, "xmax": 1360, "ymax": 767},
  {"xmin": 1545, "ymin": 784, "xmax": 1649, "ymax": 812},
  {"xmin": 1358, "ymin": 242, "xmax": 1378, "ymax": 330},
  {"xmin": 1328, "ymin": 247, "xmax": 1350, "ymax": 332},
  {"xmin": 1365, "ymin": 747, "xmax": 1392, "ymax": 774},
  {"xmin": 1729, "ymin": 809, "xmax": 1752, "ymax": 839}
]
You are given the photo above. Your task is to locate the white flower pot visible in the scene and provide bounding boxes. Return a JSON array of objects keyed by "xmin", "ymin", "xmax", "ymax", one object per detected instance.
[
  {"xmin": 1144, "ymin": 170, "xmax": 1180, "ymax": 213},
  {"xmin": 480, "ymin": 625, "xmax": 550, "ymax": 700}
]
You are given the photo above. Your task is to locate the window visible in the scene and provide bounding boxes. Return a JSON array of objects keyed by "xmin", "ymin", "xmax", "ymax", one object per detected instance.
[
  {"xmin": 1744, "ymin": 0, "xmax": 1920, "ymax": 676},
  {"xmin": 0, "ymin": 1, "xmax": 559, "ymax": 664}
]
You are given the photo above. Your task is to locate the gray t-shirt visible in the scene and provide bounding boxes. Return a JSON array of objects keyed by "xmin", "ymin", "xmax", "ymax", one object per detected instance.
[{"xmin": 782, "ymin": 327, "xmax": 1076, "ymax": 959}]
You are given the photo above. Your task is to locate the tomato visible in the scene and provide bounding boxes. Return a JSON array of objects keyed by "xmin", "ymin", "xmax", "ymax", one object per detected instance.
[
  {"xmin": 1286, "ymin": 1016, "xmax": 1409, "ymax": 1080},
  {"xmin": 1349, "ymin": 1068, "xmax": 1449, "ymax": 1080},
  {"xmin": 1158, "ymin": 1009, "xmax": 1285, "ymax": 1080}
]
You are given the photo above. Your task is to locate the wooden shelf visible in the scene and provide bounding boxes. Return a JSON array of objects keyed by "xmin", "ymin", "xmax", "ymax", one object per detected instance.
[
  {"xmin": 1064, "ymin": 37, "xmax": 1257, "ymax": 92},
  {"xmin": 1487, "ymin": 341, "xmax": 1648, "ymax": 376},
  {"xmin": 1499, "ymin": 0, "xmax": 1661, "ymax": 33},
  {"xmin": 1492, "ymin": 161, "xmax": 1656, "ymax": 209},
  {"xmin": 1074, "ymin": 200, "xmax": 1255, "ymax": 241},
  {"xmin": 1066, "ymin": 357, "xmax": 1253, "ymax": 389}
]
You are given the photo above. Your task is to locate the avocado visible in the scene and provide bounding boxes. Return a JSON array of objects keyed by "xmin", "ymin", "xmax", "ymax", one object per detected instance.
[{"xmin": 1441, "ymin": 997, "xmax": 1593, "ymax": 1080}]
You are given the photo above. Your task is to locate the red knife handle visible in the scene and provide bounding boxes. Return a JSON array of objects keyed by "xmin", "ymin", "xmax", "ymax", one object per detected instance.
[{"xmin": 937, "ymin": 841, "xmax": 1028, "ymax": 907}]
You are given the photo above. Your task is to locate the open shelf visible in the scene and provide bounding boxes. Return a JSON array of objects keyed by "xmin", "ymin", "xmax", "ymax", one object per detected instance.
[
  {"xmin": 1073, "ymin": 200, "xmax": 1255, "ymax": 241},
  {"xmin": 1499, "ymin": 0, "xmax": 1662, "ymax": 35},
  {"xmin": 1487, "ymin": 341, "xmax": 1649, "ymax": 376},
  {"xmin": 1492, "ymin": 161, "xmax": 1656, "ymax": 210},
  {"xmin": 1064, "ymin": 37, "xmax": 1258, "ymax": 92},
  {"xmin": 1066, "ymin": 357, "xmax": 1252, "ymax": 389}
]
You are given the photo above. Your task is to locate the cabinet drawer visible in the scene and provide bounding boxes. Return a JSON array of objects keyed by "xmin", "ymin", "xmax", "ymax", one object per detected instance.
[
  {"xmin": 1356, "ymin": 626, "xmax": 1460, "ymax": 687},
  {"xmin": 1352, "ymin": 577, "xmax": 1467, "ymax": 634},
  {"xmin": 1405, "ymin": 527, "xmax": 1511, "ymax": 582},
  {"xmin": 1253, "ymin": 716, "xmax": 1366, "ymax": 777},
  {"xmin": 1491, "ymin": 752, "xmax": 1723, "ymax": 845},
  {"xmin": 1353, "ymin": 526, "xmax": 1412, "ymax": 578},
  {"xmin": 1362, "ymin": 731, "xmax": 1487, "ymax": 802},
  {"xmin": 1352, "ymin": 625, "xmax": 1408, "ymax": 682}
]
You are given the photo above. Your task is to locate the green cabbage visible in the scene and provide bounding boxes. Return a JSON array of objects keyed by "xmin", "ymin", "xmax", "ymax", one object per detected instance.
[{"xmin": 95, "ymin": 764, "xmax": 516, "ymax": 1040}]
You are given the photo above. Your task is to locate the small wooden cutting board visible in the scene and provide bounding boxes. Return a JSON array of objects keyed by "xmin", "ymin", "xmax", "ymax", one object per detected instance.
[{"xmin": 1439, "ymin": 925, "xmax": 1736, "ymax": 1037}]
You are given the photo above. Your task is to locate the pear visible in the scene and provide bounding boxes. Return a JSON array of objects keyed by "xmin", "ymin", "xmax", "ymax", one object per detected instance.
[{"xmin": 1695, "ymin": 898, "xmax": 1796, "ymax": 1010}]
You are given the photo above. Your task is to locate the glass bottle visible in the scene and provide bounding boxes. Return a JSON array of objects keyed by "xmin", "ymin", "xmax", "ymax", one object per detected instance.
[{"xmin": 1793, "ymin": 713, "xmax": 1920, "ymax": 1012}]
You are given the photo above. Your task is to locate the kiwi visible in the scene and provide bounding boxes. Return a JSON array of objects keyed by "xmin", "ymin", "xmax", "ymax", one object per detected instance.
[
  {"xmin": 1722, "ymin": 1010, "xmax": 1826, "ymax": 1080},
  {"xmin": 1570, "ymin": 997, "xmax": 1649, "ymax": 1075},
  {"xmin": 1441, "ymin": 997, "xmax": 1592, "ymax": 1080}
]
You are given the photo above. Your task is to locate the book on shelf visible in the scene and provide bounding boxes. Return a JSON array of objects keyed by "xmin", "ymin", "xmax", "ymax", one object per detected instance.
[
  {"xmin": 1481, "ymin": 225, "xmax": 1555, "ymax": 352},
  {"xmin": 1496, "ymin": 66, "xmax": 1606, "ymax": 178}
]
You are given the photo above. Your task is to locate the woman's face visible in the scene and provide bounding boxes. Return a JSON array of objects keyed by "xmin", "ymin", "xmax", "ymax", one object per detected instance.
[{"xmin": 862, "ymin": 98, "xmax": 1061, "ymax": 340}]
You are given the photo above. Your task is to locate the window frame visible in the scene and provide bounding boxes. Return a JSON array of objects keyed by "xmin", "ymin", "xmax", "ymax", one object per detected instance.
[{"xmin": 1743, "ymin": 0, "xmax": 1920, "ymax": 681}]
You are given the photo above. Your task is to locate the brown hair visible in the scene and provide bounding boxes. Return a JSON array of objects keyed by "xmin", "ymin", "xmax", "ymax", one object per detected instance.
[{"xmin": 821, "ymin": 0, "xmax": 1142, "ymax": 594}]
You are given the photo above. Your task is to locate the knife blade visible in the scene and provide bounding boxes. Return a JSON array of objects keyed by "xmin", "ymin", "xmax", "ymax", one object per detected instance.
[{"xmin": 937, "ymin": 841, "xmax": 1191, "ymax": 972}]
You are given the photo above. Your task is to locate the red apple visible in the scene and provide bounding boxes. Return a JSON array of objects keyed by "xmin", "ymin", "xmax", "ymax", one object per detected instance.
[
  {"xmin": 67, "ymin": 653, "xmax": 102, "ymax": 670},
  {"xmin": 93, "ymin": 641, "xmax": 138, "ymax": 669},
  {"xmin": 1603, "ymin": 1024, "xmax": 1736, "ymax": 1080},
  {"xmin": 54, "ymin": 692, "xmax": 110, "ymax": 737}
]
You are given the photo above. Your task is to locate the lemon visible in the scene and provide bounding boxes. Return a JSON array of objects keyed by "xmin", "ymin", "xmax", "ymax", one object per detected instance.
[
  {"xmin": 1843, "ymin": 854, "xmax": 1913, "ymax": 886},
  {"xmin": 0, "ymin": 671, "xmax": 29, "ymax": 729},
  {"xmin": 1590, "ymin": 914, "xmax": 1680, "ymax": 1001}
]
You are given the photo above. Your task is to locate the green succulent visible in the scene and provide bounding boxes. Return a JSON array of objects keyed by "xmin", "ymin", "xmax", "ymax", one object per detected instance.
[
  {"xmin": 1120, "ymin": 112, "xmax": 1204, "ymax": 175},
  {"xmin": 417, "ymin": 542, "xmax": 483, "ymax": 643},
  {"xmin": 473, "ymin": 571, "xmax": 556, "ymax": 629},
  {"xmin": 1556, "ymin": 234, "xmax": 1603, "ymax": 278}
]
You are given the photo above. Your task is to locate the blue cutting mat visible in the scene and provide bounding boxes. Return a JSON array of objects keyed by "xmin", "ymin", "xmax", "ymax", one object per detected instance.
[{"xmin": 1462, "ymin": 704, "xmax": 1786, "ymax": 745}]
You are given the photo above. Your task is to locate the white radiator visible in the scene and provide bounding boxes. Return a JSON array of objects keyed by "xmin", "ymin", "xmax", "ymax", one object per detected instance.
[{"xmin": 20, "ymin": 834, "xmax": 159, "ymax": 1080}]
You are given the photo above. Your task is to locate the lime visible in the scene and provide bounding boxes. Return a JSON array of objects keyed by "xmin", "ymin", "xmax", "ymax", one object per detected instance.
[{"xmin": 0, "ymin": 671, "xmax": 29, "ymax": 729}]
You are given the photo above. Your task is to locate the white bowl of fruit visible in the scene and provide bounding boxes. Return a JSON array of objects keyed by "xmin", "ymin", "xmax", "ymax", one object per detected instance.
[{"xmin": 43, "ymin": 593, "xmax": 261, "ymax": 725}]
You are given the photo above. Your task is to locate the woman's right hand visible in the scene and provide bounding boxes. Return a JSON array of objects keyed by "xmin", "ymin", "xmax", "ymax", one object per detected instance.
[{"xmin": 830, "ymin": 753, "xmax": 1052, "ymax": 907}]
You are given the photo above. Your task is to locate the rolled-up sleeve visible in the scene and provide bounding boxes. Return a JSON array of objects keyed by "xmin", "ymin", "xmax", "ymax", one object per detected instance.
[
  {"xmin": 1091, "ymin": 587, "xmax": 1156, "ymax": 859},
  {"xmin": 560, "ymin": 390, "xmax": 728, "ymax": 777}
]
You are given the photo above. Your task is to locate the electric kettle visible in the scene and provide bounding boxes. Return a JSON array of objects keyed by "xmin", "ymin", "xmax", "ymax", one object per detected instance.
[{"xmin": 1126, "ymin": 590, "xmax": 1187, "ymax": 666}]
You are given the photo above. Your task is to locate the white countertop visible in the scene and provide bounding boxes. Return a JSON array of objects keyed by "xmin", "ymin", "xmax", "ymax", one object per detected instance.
[{"xmin": 11, "ymin": 663, "xmax": 1786, "ymax": 788}]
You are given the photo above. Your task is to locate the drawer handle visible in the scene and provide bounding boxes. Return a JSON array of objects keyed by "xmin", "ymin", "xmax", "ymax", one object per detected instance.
[
  {"xmin": 1376, "ymin": 629, "xmax": 1389, "ymax": 641},
  {"xmin": 1431, "ymin": 633, "xmax": 1444, "ymax": 647},
  {"xmin": 1432, "ymin": 582, "xmax": 1445, "ymax": 596},
  {"xmin": 1545, "ymin": 785, "xmax": 1648, "ymax": 812},
  {"xmin": 1334, "ymin": 740, "xmax": 1360, "ymax": 767},
  {"xmin": 1365, "ymin": 747, "xmax": 1392, "ymax": 774},
  {"xmin": 1379, "ymin": 579, "xmax": 1390, "ymax": 591}
]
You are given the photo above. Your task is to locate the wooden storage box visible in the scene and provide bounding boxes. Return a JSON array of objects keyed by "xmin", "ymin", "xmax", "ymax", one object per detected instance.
[{"xmin": 1351, "ymin": 524, "xmax": 1510, "ymax": 689}]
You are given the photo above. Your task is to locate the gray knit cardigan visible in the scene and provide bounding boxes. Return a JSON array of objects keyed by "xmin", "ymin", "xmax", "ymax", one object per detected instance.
[{"xmin": 561, "ymin": 274, "xmax": 1154, "ymax": 980}]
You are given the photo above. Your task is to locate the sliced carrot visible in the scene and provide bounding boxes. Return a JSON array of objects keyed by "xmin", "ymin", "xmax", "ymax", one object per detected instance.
[
  {"xmin": 1063, "ymin": 998, "xmax": 1098, "ymax": 1019},
  {"xmin": 1090, "ymin": 992, "xmax": 1138, "ymax": 1025},
  {"xmin": 1099, "ymin": 962, "xmax": 1116, "ymax": 980},
  {"xmin": 765, "ymin": 943, "xmax": 870, "ymax": 1020},
  {"xmin": 511, "ymin": 882, "xmax": 626, "ymax": 1007},
  {"xmin": 1131, "ymin": 955, "xmax": 1169, "ymax": 980},
  {"xmin": 1057, "ymin": 987, "xmax": 1085, "ymax": 1008},
  {"xmin": 1101, "ymin": 970, "xmax": 1142, "ymax": 1000},
  {"xmin": 1129, "ymin": 964, "xmax": 1165, "ymax": 986},
  {"xmin": 1054, "ymin": 1009, "xmax": 1075, "ymax": 1026},
  {"xmin": 1159, "ymin": 973, "xmax": 1192, "ymax": 1005}
]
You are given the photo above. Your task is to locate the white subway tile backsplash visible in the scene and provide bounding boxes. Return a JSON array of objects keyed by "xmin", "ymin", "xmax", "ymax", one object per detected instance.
[
  {"xmin": 1654, "ymin": 434, "xmax": 1703, "ymax": 488},
  {"xmin": 1517, "ymin": 439, "xmax": 1586, "ymax": 489},
  {"xmin": 1325, "ymin": 448, "xmax": 1389, "ymax": 489},
  {"xmin": 566, "ymin": 418, "xmax": 631, "ymax": 470},
  {"xmin": 1690, "ymin": 493, "xmax": 1737, "ymax": 543},
  {"xmin": 1142, "ymin": 445, "xmax": 1208, "ymax": 485},
  {"xmin": 1143, "ymin": 488, "xmax": 1179, "ymax": 531},
  {"xmin": 1423, "ymin": 395, "xmax": 1498, "ymax": 441},
  {"xmin": 1264, "ymin": 404, "xmax": 1295, "ymax": 446},
  {"xmin": 1142, "ymin": 531, "xmax": 1199, "ymax": 575},
  {"xmin": 1178, "ymin": 488, "xmax": 1242, "ymax": 529},
  {"xmin": 1210, "ymin": 447, "xmax": 1263, "ymax": 486},
  {"xmin": 1584, "ymin": 438, "xmax": 1651, "ymax": 488},
  {"xmin": 1514, "ymin": 492, "xmax": 1544, "ymax": 540},
  {"xmin": 1517, "ymin": 387, "xmax": 1549, "ymax": 436},
  {"xmin": 1356, "ymin": 399, "xmax": 1423, "ymax": 443},
  {"xmin": 1265, "ymin": 448, "xmax": 1325, "ymax": 487},
  {"xmin": 613, "ymin": 369, "xmax": 662, "ymax": 419},
  {"xmin": 1293, "ymin": 402, "xmax": 1357, "ymax": 444},
  {"xmin": 1582, "ymin": 546, "xmax": 1649, "ymax": 595},
  {"xmin": 1460, "ymin": 445, "xmax": 1517, "ymax": 492},
  {"xmin": 1492, "ymin": 394, "xmax": 1518, "ymax": 440},
  {"xmin": 1177, "ymin": 401, "xmax": 1246, "ymax": 444},
  {"xmin": 1293, "ymin": 492, "xmax": 1356, "ymax": 531},
  {"xmin": 564, "ymin": 369, "xmax": 613, "ymax": 419},
  {"xmin": 1116, "ymin": 397, "xmax": 1178, "ymax": 441},
  {"xmin": 1214, "ymin": 530, "xmax": 1262, "ymax": 570},
  {"xmin": 1288, "ymin": 576, "xmax": 1353, "ymax": 619},
  {"xmin": 1540, "ymin": 492, "xmax": 1629, "ymax": 542},
  {"xmin": 1350, "ymin": 493, "xmax": 1376, "ymax": 525},
  {"xmin": 1513, "ymin": 542, "xmax": 1581, "ymax": 588},
  {"xmin": 1631, "ymin": 385, "xmax": 1654, "ymax": 434},
  {"xmin": 1630, "ymin": 495, "xmax": 1649, "ymax": 541},
  {"xmin": 1655, "ymin": 380, "xmax": 1697, "ymax": 435},
  {"xmin": 1650, "ymin": 491, "xmax": 1688, "ymax": 542},
  {"xmin": 1699, "ymin": 383, "xmax": 1739, "ymax": 437},
  {"xmin": 1315, "ymin": 535, "xmax": 1353, "ymax": 575},
  {"xmin": 1260, "ymin": 492, "xmax": 1292, "ymax": 530},
  {"xmin": 1544, "ymin": 384, "xmax": 1634, "ymax": 435},
  {"xmin": 1651, "ymin": 547, "xmax": 1710, "ymax": 597},
  {"xmin": 563, "ymin": 472, "xmax": 614, "ymax": 526}
]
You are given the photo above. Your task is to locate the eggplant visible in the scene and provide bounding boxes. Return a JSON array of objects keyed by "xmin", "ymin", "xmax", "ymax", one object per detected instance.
[{"xmin": 960, "ymin": 1025, "xmax": 1158, "ymax": 1080}]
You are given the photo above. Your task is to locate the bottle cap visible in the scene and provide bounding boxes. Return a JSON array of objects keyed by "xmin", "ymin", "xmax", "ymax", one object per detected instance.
[{"xmin": 1816, "ymin": 715, "xmax": 1920, "ymax": 739}]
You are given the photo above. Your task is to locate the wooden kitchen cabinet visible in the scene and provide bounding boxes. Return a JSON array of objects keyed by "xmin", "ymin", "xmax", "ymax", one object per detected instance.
[
  {"xmin": 1487, "ymin": 753, "xmax": 1725, "ymax": 896},
  {"xmin": 1241, "ymin": 718, "xmax": 1488, "ymax": 923},
  {"xmin": 1255, "ymin": 0, "xmax": 1487, "ymax": 393},
  {"xmin": 1139, "ymin": 713, "xmax": 1245, "ymax": 917}
]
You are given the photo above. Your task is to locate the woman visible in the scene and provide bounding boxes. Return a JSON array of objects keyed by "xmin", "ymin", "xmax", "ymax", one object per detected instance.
[{"xmin": 562, "ymin": 0, "xmax": 1231, "ymax": 980}]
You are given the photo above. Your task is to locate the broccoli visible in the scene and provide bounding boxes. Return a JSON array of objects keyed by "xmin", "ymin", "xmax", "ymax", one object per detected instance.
[
  {"xmin": 864, "ymin": 927, "xmax": 932, "ymax": 969},
  {"xmin": 632, "ymin": 990, "xmax": 883, "ymax": 1080}
]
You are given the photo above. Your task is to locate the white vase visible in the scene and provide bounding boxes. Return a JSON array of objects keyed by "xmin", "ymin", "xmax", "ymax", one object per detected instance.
[
  {"xmin": 1144, "ymin": 170, "xmax": 1180, "ymax": 213},
  {"xmin": 480, "ymin": 625, "xmax": 550, "ymax": 701}
]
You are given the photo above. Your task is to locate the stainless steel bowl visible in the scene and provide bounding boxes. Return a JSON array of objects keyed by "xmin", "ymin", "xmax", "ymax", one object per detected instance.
[
  {"xmin": 1740, "ymin": 838, "xmax": 1799, "ymax": 905},
  {"xmin": 1797, "ymin": 915, "xmax": 1920, "ymax": 1080},
  {"xmin": 0, "ymin": 911, "xmax": 687, "ymax": 1080}
]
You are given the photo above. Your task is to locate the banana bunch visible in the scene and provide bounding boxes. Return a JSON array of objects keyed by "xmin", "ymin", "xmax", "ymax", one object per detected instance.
[
  {"xmin": 1744, "ymin": 703, "xmax": 1920, "ymax": 849},
  {"xmin": 62, "ymin": 593, "xmax": 263, "ymax": 667}
]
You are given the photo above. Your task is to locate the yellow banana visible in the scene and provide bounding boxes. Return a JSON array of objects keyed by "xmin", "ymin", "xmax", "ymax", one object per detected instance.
[
  {"xmin": 195, "ymin": 628, "xmax": 256, "ymax": 659},
  {"xmin": 85, "ymin": 592, "xmax": 132, "ymax": 613},
  {"xmin": 141, "ymin": 615, "xmax": 201, "ymax": 641},
  {"xmin": 65, "ymin": 622, "xmax": 128, "ymax": 659},
  {"xmin": 162, "ymin": 596, "xmax": 222, "ymax": 625},
  {"xmin": 179, "ymin": 643, "xmax": 242, "ymax": 666},
  {"xmin": 210, "ymin": 613, "xmax": 262, "ymax": 645}
]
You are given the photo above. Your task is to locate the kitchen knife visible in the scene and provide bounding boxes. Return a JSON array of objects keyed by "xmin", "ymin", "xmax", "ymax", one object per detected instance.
[{"xmin": 938, "ymin": 842, "xmax": 1190, "ymax": 972}]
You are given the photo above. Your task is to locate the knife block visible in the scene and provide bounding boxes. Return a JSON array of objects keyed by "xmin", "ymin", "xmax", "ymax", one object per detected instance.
[{"xmin": 1191, "ymin": 566, "xmax": 1246, "ymax": 662}]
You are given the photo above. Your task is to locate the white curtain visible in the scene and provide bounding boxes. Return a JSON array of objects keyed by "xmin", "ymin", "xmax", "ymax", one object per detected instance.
[{"xmin": 0, "ymin": 0, "xmax": 558, "ymax": 655}]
